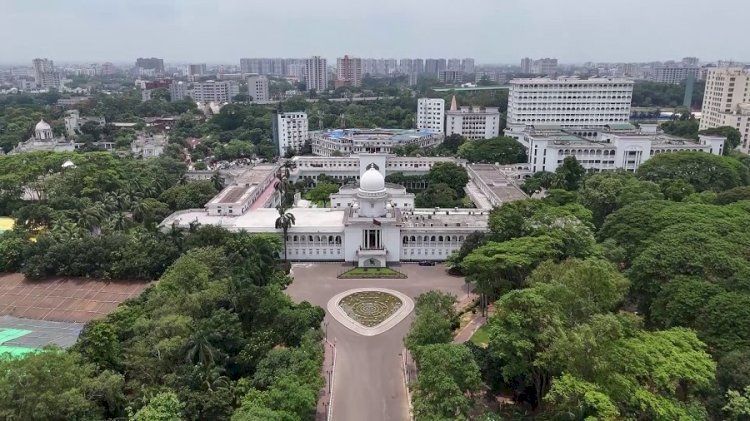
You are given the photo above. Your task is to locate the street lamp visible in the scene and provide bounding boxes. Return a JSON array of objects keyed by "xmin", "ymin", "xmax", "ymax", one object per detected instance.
[{"xmin": 323, "ymin": 321, "xmax": 329, "ymax": 341}]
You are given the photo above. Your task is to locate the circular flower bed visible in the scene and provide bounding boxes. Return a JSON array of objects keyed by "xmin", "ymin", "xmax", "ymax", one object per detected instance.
[{"xmin": 338, "ymin": 291, "xmax": 403, "ymax": 327}]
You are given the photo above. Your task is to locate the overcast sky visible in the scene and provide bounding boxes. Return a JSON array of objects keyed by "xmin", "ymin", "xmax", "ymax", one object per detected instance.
[{"xmin": 3, "ymin": 0, "xmax": 747, "ymax": 65}]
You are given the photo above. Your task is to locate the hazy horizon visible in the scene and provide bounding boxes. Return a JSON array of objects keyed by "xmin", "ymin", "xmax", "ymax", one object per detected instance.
[{"xmin": 3, "ymin": 0, "xmax": 748, "ymax": 65}]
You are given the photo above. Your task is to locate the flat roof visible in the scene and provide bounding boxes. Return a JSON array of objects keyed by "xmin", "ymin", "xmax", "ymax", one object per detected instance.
[
  {"xmin": 218, "ymin": 186, "xmax": 251, "ymax": 204},
  {"xmin": 402, "ymin": 209, "xmax": 489, "ymax": 229},
  {"xmin": 163, "ymin": 208, "xmax": 346, "ymax": 232},
  {"xmin": 469, "ymin": 164, "xmax": 530, "ymax": 203},
  {"xmin": 312, "ymin": 128, "xmax": 439, "ymax": 144}
]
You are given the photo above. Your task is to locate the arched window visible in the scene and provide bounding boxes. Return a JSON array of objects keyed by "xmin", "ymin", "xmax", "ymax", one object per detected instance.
[
  {"xmin": 335, "ymin": 236, "xmax": 342, "ymax": 244},
  {"xmin": 438, "ymin": 236, "xmax": 444, "ymax": 242},
  {"xmin": 411, "ymin": 236, "xmax": 416, "ymax": 242},
  {"xmin": 403, "ymin": 237, "xmax": 408, "ymax": 245},
  {"xmin": 430, "ymin": 236, "xmax": 436, "ymax": 242}
]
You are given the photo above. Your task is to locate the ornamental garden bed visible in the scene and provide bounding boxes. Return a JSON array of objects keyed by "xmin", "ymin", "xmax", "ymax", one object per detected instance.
[{"xmin": 337, "ymin": 267, "xmax": 407, "ymax": 279}]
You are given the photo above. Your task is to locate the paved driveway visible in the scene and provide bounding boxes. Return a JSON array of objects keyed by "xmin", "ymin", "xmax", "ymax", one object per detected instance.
[{"xmin": 286, "ymin": 263, "xmax": 467, "ymax": 421}]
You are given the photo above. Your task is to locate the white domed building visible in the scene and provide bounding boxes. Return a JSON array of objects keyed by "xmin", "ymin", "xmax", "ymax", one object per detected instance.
[
  {"xmin": 10, "ymin": 119, "xmax": 75, "ymax": 154},
  {"xmin": 161, "ymin": 154, "xmax": 509, "ymax": 267}
]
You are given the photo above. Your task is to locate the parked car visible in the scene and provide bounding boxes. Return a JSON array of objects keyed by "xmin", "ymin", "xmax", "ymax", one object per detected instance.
[{"xmin": 418, "ymin": 260, "xmax": 436, "ymax": 266}]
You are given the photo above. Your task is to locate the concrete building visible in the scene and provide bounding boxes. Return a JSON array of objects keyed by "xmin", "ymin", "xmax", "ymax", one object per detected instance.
[
  {"xmin": 135, "ymin": 57, "xmax": 165, "ymax": 75},
  {"xmin": 239, "ymin": 58, "xmax": 287, "ymax": 76},
  {"xmin": 682, "ymin": 57, "xmax": 700, "ymax": 67},
  {"xmin": 438, "ymin": 70, "xmax": 464, "ymax": 84},
  {"xmin": 505, "ymin": 123, "xmax": 725, "ymax": 173},
  {"xmin": 507, "ymin": 77, "xmax": 633, "ymax": 127},
  {"xmin": 336, "ymin": 55, "xmax": 363, "ymax": 88},
  {"xmin": 32, "ymin": 58, "xmax": 60, "ymax": 89},
  {"xmin": 11, "ymin": 120, "xmax": 75, "ymax": 154},
  {"xmin": 700, "ymin": 67, "xmax": 750, "ymax": 152},
  {"xmin": 531, "ymin": 58, "xmax": 558, "ymax": 76},
  {"xmin": 190, "ymin": 80, "xmax": 239, "ymax": 103},
  {"xmin": 273, "ymin": 112, "xmax": 309, "ymax": 156},
  {"xmin": 445, "ymin": 96, "xmax": 500, "ymax": 140},
  {"xmin": 424, "ymin": 59, "xmax": 447, "ymax": 76},
  {"xmin": 311, "ymin": 128, "xmax": 444, "ymax": 156},
  {"xmin": 63, "ymin": 110, "xmax": 105, "ymax": 138},
  {"xmin": 131, "ymin": 133, "xmax": 167, "ymax": 158},
  {"xmin": 305, "ymin": 56, "xmax": 328, "ymax": 92},
  {"xmin": 187, "ymin": 64, "xmax": 207, "ymax": 77},
  {"xmin": 169, "ymin": 81, "xmax": 187, "ymax": 102},
  {"xmin": 652, "ymin": 64, "xmax": 701, "ymax": 84},
  {"xmin": 161, "ymin": 153, "xmax": 529, "ymax": 266},
  {"xmin": 520, "ymin": 57, "xmax": 533, "ymax": 73},
  {"xmin": 246, "ymin": 74, "xmax": 269, "ymax": 102},
  {"xmin": 417, "ymin": 98, "xmax": 445, "ymax": 134},
  {"xmin": 447, "ymin": 59, "xmax": 462, "ymax": 71},
  {"xmin": 462, "ymin": 58, "xmax": 475, "ymax": 74}
]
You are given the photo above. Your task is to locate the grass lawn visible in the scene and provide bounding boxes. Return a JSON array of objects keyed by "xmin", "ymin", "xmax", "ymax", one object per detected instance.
[
  {"xmin": 338, "ymin": 267, "xmax": 407, "ymax": 279},
  {"xmin": 470, "ymin": 325, "xmax": 490, "ymax": 347}
]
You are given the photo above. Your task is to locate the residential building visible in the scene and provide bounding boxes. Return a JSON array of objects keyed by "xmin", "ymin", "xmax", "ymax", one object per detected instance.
[
  {"xmin": 135, "ymin": 57, "xmax": 165, "ymax": 75},
  {"xmin": 700, "ymin": 67, "xmax": 750, "ymax": 152},
  {"xmin": 445, "ymin": 96, "xmax": 501, "ymax": 140},
  {"xmin": 417, "ymin": 98, "xmax": 445, "ymax": 133},
  {"xmin": 652, "ymin": 64, "xmax": 701, "ymax": 84},
  {"xmin": 505, "ymin": 123, "xmax": 725, "ymax": 173},
  {"xmin": 63, "ymin": 110, "xmax": 105, "ymax": 138},
  {"xmin": 32, "ymin": 58, "xmax": 60, "ymax": 89},
  {"xmin": 438, "ymin": 70, "xmax": 464, "ymax": 84},
  {"xmin": 169, "ymin": 81, "xmax": 187, "ymax": 102},
  {"xmin": 311, "ymin": 128, "xmax": 444, "ymax": 156},
  {"xmin": 336, "ymin": 55, "xmax": 363, "ymax": 88},
  {"xmin": 273, "ymin": 111, "xmax": 309, "ymax": 156},
  {"xmin": 304, "ymin": 56, "xmax": 328, "ymax": 92},
  {"xmin": 507, "ymin": 77, "xmax": 633, "ymax": 127},
  {"xmin": 462, "ymin": 58, "xmax": 475, "ymax": 74},
  {"xmin": 682, "ymin": 57, "xmax": 700, "ymax": 67},
  {"xmin": 424, "ymin": 58, "xmax": 447, "ymax": 76},
  {"xmin": 239, "ymin": 58, "xmax": 287, "ymax": 75},
  {"xmin": 187, "ymin": 64, "xmax": 207, "ymax": 77},
  {"xmin": 531, "ymin": 58, "xmax": 558, "ymax": 75},
  {"xmin": 448, "ymin": 59, "xmax": 462, "ymax": 71},
  {"xmin": 520, "ymin": 57, "xmax": 532, "ymax": 73},
  {"xmin": 190, "ymin": 80, "xmax": 239, "ymax": 103},
  {"xmin": 246, "ymin": 74, "xmax": 269, "ymax": 102}
]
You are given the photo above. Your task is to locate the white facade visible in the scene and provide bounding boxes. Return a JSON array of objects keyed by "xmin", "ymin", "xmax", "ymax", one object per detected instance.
[
  {"xmin": 161, "ymin": 155, "xmax": 498, "ymax": 266},
  {"xmin": 652, "ymin": 65, "xmax": 701, "ymax": 84},
  {"xmin": 505, "ymin": 124, "xmax": 725, "ymax": 173},
  {"xmin": 445, "ymin": 96, "xmax": 500, "ymax": 140},
  {"xmin": 417, "ymin": 98, "xmax": 445, "ymax": 133},
  {"xmin": 11, "ymin": 120, "xmax": 75, "ymax": 154},
  {"xmin": 507, "ymin": 77, "xmax": 633, "ymax": 127},
  {"xmin": 190, "ymin": 81, "xmax": 239, "ymax": 103},
  {"xmin": 311, "ymin": 129, "xmax": 443, "ymax": 156},
  {"xmin": 305, "ymin": 56, "xmax": 328, "ymax": 92},
  {"xmin": 275, "ymin": 112, "xmax": 309, "ymax": 156},
  {"xmin": 700, "ymin": 67, "xmax": 750, "ymax": 153},
  {"xmin": 130, "ymin": 133, "xmax": 167, "ymax": 158},
  {"xmin": 246, "ymin": 74, "xmax": 269, "ymax": 102},
  {"xmin": 169, "ymin": 81, "xmax": 187, "ymax": 102}
]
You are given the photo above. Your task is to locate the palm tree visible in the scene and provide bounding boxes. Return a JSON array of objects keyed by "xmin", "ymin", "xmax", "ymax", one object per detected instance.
[
  {"xmin": 210, "ymin": 172, "xmax": 223, "ymax": 191},
  {"xmin": 275, "ymin": 206, "xmax": 295, "ymax": 262},
  {"xmin": 78, "ymin": 203, "xmax": 107, "ymax": 235},
  {"xmin": 183, "ymin": 332, "xmax": 216, "ymax": 367}
]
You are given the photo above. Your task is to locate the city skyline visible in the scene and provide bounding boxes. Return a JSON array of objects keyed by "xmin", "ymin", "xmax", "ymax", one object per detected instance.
[{"xmin": 2, "ymin": 0, "xmax": 748, "ymax": 64}]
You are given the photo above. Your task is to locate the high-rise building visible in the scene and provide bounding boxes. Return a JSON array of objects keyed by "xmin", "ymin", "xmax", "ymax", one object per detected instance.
[
  {"xmin": 304, "ymin": 56, "xmax": 328, "ymax": 92},
  {"xmin": 700, "ymin": 67, "xmax": 750, "ymax": 152},
  {"xmin": 240, "ymin": 58, "xmax": 286, "ymax": 75},
  {"xmin": 32, "ymin": 58, "xmax": 60, "ymax": 89},
  {"xmin": 246, "ymin": 75, "xmax": 269, "ymax": 102},
  {"xmin": 462, "ymin": 58, "xmax": 475, "ymax": 74},
  {"xmin": 188, "ymin": 64, "xmax": 207, "ymax": 77},
  {"xmin": 652, "ymin": 64, "xmax": 701, "ymax": 84},
  {"xmin": 135, "ymin": 57, "xmax": 165, "ymax": 74},
  {"xmin": 336, "ymin": 55, "xmax": 363, "ymax": 88},
  {"xmin": 520, "ymin": 57, "xmax": 533, "ymax": 73},
  {"xmin": 682, "ymin": 57, "xmax": 700, "ymax": 67},
  {"xmin": 447, "ymin": 59, "xmax": 462, "ymax": 71},
  {"xmin": 445, "ymin": 96, "xmax": 500, "ymax": 140},
  {"xmin": 417, "ymin": 98, "xmax": 445, "ymax": 134},
  {"xmin": 190, "ymin": 80, "xmax": 239, "ymax": 103},
  {"xmin": 100, "ymin": 62, "xmax": 116, "ymax": 76},
  {"xmin": 273, "ymin": 111, "xmax": 309, "ymax": 156},
  {"xmin": 507, "ymin": 77, "xmax": 633, "ymax": 127},
  {"xmin": 425, "ymin": 59, "xmax": 439, "ymax": 76},
  {"xmin": 169, "ymin": 81, "xmax": 187, "ymax": 102},
  {"xmin": 530, "ymin": 58, "xmax": 558, "ymax": 75},
  {"xmin": 438, "ymin": 70, "xmax": 464, "ymax": 84}
]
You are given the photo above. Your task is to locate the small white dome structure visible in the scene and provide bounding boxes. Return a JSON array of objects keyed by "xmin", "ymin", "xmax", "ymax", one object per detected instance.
[
  {"xmin": 360, "ymin": 167, "xmax": 385, "ymax": 192},
  {"xmin": 34, "ymin": 119, "xmax": 54, "ymax": 141},
  {"xmin": 35, "ymin": 120, "xmax": 51, "ymax": 132},
  {"xmin": 61, "ymin": 160, "xmax": 76, "ymax": 169}
]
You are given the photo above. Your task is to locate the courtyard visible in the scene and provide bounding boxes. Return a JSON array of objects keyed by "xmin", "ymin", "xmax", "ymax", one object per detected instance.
[{"xmin": 286, "ymin": 262, "xmax": 467, "ymax": 421}]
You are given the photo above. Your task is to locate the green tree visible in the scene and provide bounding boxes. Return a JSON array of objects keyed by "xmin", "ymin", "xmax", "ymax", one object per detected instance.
[
  {"xmin": 636, "ymin": 151, "xmax": 749, "ymax": 192},
  {"xmin": 415, "ymin": 182, "xmax": 459, "ymax": 208},
  {"xmin": 578, "ymin": 171, "xmax": 663, "ymax": 226},
  {"xmin": 427, "ymin": 162, "xmax": 469, "ymax": 195},
  {"xmin": 555, "ymin": 156, "xmax": 586, "ymax": 191},
  {"xmin": 130, "ymin": 391, "xmax": 184, "ymax": 421},
  {"xmin": 304, "ymin": 182, "xmax": 338, "ymax": 206},
  {"xmin": 724, "ymin": 386, "xmax": 750, "ymax": 420},
  {"xmin": 404, "ymin": 309, "xmax": 453, "ymax": 351},
  {"xmin": 700, "ymin": 126, "xmax": 742, "ymax": 154},
  {"xmin": 274, "ymin": 206, "xmax": 295, "ymax": 262},
  {"xmin": 543, "ymin": 374, "xmax": 620, "ymax": 420}
]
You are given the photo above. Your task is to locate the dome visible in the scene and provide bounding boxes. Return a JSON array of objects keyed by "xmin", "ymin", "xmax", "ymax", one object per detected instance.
[
  {"xmin": 360, "ymin": 168, "xmax": 385, "ymax": 192},
  {"xmin": 35, "ymin": 120, "xmax": 51, "ymax": 131}
]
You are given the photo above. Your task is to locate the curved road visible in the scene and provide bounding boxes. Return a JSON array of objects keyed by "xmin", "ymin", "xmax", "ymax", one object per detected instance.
[{"xmin": 286, "ymin": 263, "xmax": 466, "ymax": 421}]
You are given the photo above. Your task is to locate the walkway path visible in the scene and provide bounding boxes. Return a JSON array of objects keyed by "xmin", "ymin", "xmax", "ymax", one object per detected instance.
[
  {"xmin": 287, "ymin": 263, "xmax": 465, "ymax": 421},
  {"xmin": 315, "ymin": 340, "xmax": 336, "ymax": 421}
]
